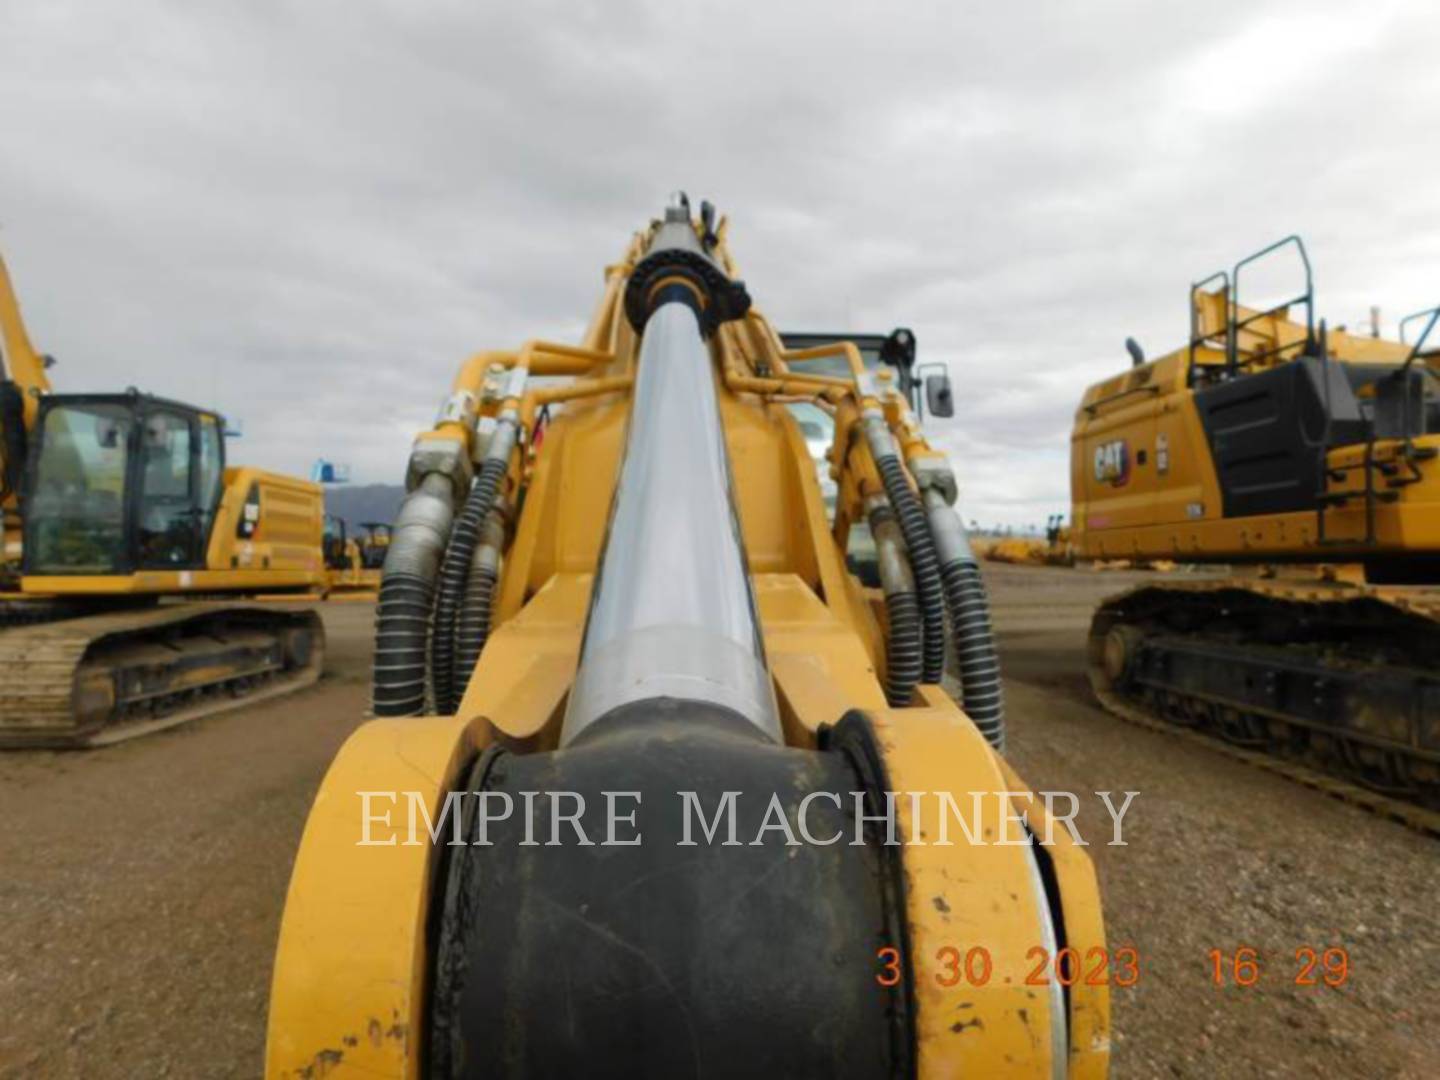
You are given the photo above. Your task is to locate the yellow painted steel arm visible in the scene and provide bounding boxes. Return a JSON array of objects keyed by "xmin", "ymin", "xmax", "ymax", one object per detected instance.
[
  {"xmin": 0, "ymin": 251, "xmax": 51, "ymax": 429},
  {"xmin": 270, "ymin": 206, "xmax": 1107, "ymax": 1078}
]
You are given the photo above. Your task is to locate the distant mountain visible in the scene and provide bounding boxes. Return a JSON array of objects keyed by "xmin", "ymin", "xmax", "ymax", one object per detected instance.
[{"xmin": 324, "ymin": 483, "xmax": 405, "ymax": 528}]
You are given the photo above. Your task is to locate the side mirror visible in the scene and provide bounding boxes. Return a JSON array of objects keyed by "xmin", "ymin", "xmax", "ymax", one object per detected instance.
[{"xmin": 925, "ymin": 373, "xmax": 955, "ymax": 419}]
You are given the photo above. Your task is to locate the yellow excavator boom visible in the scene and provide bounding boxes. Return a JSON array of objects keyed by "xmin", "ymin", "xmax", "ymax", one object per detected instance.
[
  {"xmin": 0, "ymin": 250, "xmax": 52, "ymax": 424},
  {"xmin": 268, "ymin": 198, "xmax": 1108, "ymax": 1078}
]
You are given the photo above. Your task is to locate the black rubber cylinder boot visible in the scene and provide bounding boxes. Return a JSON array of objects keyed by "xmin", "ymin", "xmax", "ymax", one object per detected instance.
[{"xmin": 428, "ymin": 703, "xmax": 915, "ymax": 1079}]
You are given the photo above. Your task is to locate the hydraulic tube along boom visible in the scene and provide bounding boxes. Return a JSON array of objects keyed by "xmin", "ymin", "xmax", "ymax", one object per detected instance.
[{"xmin": 563, "ymin": 203, "xmax": 777, "ymax": 744}]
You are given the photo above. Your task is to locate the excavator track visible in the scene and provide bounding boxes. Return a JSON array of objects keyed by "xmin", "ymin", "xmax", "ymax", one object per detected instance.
[
  {"xmin": 1087, "ymin": 578, "xmax": 1440, "ymax": 836},
  {"xmin": 0, "ymin": 602, "xmax": 325, "ymax": 748}
]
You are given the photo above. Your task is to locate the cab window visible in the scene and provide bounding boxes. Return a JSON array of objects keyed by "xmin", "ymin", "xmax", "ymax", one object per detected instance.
[
  {"xmin": 197, "ymin": 416, "xmax": 223, "ymax": 515},
  {"xmin": 26, "ymin": 403, "xmax": 133, "ymax": 573},
  {"xmin": 136, "ymin": 409, "xmax": 200, "ymax": 567}
]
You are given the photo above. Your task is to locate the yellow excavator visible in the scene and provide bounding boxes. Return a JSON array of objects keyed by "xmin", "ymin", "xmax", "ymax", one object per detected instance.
[
  {"xmin": 1074, "ymin": 237, "xmax": 1440, "ymax": 811},
  {"xmin": 322, "ymin": 514, "xmax": 381, "ymax": 597},
  {"xmin": 0, "ymin": 248, "xmax": 326, "ymax": 747},
  {"xmin": 357, "ymin": 519, "xmax": 392, "ymax": 569},
  {"xmin": 268, "ymin": 198, "xmax": 1108, "ymax": 1077}
]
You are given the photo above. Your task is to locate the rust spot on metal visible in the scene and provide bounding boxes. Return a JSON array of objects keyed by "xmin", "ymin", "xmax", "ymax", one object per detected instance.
[
  {"xmin": 295, "ymin": 1048, "xmax": 344, "ymax": 1079},
  {"xmin": 367, "ymin": 1019, "xmax": 383, "ymax": 1048},
  {"xmin": 950, "ymin": 1017, "xmax": 984, "ymax": 1034},
  {"xmin": 932, "ymin": 895, "xmax": 951, "ymax": 914}
]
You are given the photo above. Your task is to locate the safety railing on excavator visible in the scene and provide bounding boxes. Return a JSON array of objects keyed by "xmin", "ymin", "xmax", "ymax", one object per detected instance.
[
  {"xmin": 1187, "ymin": 269, "xmax": 1231, "ymax": 374},
  {"xmin": 1315, "ymin": 306, "xmax": 1440, "ymax": 547},
  {"xmin": 1179, "ymin": 238, "xmax": 1371, "ymax": 547},
  {"xmin": 1394, "ymin": 303, "xmax": 1440, "ymax": 471},
  {"xmin": 1187, "ymin": 236, "xmax": 1316, "ymax": 381}
]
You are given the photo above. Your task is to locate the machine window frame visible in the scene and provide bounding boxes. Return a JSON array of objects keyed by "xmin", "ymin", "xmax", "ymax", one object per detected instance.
[
  {"xmin": 194, "ymin": 412, "xmax": 226, "ymax": 561},
  {"xmin": 22, "ymin": 398, "xmax": 137, "ymax": 575},
  {"xmin": 133, "ymin": 404, "xmax": 205, "ymax": 570},
  {"xmin": 22, "ymin": 393, "xmax": 218, "ymax": 576}
]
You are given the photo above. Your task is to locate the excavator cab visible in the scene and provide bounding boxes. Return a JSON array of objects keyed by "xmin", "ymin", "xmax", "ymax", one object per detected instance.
[
  {"xmin": 779, "ymin": 328, "xmax": 935, "ymax": 585},
  {"xmin": 321, "ymin": 514, "xmax": 351, "ymax": 571},
  {"xmin": 780, "ymin": 327, "xmax": 919, "ymax": 401},
  {"xmin": 356, "ymin": 520, "xmax": 391, "ymax": 569},
  {"xmin": 23, "ymin": 393, "xmax": 226, "ymax": 575}
]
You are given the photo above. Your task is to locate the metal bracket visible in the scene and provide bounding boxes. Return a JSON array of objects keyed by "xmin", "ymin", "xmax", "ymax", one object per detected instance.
[{"xmin": 437, "ymin": 389, "xmax": 479, "ymax": 427}]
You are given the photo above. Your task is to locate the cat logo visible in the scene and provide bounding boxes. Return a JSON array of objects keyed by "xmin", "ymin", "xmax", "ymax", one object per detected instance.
[{"xmin": 1093, "ymin": 439, "xmax": 1130, "ymax": 487}]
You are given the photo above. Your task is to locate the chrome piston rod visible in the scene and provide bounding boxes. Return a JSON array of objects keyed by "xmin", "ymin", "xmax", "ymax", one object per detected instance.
[{"xmin": 560, "ymin": 297, "xmax": 779, "ymax": 745}]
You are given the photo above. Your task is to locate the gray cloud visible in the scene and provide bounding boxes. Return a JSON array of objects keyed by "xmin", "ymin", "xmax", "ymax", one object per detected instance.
[{"xmin": 2, "ymin": 0, "xmax": 1436, "ymax": 526}]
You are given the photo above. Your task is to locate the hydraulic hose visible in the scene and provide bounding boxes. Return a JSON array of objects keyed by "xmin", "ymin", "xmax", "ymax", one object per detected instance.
[
  {"xmin": 863, "ymin": 411, "xmax": 946, "ymax": 683},
  {"xmin": 452, "ymin": 503, "xmax": 505, "ymax": 708},
  {"xmin": 372, "ymin": 472, "xmax": 456, "ymax": 716},
  {"xmin": 924, "ymin": 486, "xmax": 1005, "ymax": 749},
  {"xmin": 430, "ymin": 417, "xmax": 518, "ymax": 715},
  {"xmin": 866, "ymin": 498, "xmax": 921, "ymax": 707}
]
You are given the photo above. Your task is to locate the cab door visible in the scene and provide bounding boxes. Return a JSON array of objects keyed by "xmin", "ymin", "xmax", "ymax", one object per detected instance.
[
  {"xmin": 135, "ymin": 406, "xmax": 205, "ymax": 569},
  {"xmin": 195, "ymin": 414, "xmax": 225, "ymax": 564}
]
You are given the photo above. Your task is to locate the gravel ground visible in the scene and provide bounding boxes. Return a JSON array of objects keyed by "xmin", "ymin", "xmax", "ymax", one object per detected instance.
[
  {"xmin": 0, "ymin": 571, "xmax": 1435, "ymax": 1078},
  {"xmin": 989, "ymin": 563, "xmax": 1440, "ymax": 1078},
  {"xmin": 0, "ymin": 603, "xmax": 374, "ymax": 1079}
]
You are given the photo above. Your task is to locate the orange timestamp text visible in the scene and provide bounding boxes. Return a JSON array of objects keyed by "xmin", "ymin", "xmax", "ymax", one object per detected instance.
[
  {"xmin": 1207, "ymin": 946, "xmax": 1350, "ymax": 988},
  {"xmin": 876, "ymin": 945, "xmax": 1140, "ymax": 989}
]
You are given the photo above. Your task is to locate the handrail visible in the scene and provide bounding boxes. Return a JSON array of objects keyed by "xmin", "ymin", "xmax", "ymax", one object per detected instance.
[
  {"xmin": 1402, "ymin": 306, "xmax": 1439, "ymax": 369},
  {"xmin": 1396, "ymin": 305, "xmax": 1440, "ymax": 465},
  {"xmin": 1188, "ymin": 270, "xmax": 1230, "ymax": 369},
  {"xmin": 1315, "ymin": 319, "xmax": 1340, "ymax": 544},
  {"xmin": 764, "ymin": 335, "xmax": 869, "ymax": 383},
  {"xmin": 1398, "ymin": 305, "xmax": 1440, "ymax": 346},
  {"xmin": 1319, "ymin": 308, "xmax": 1438, "ymax": 547},
  {"xmin": 1228, "ymin": 235, "xmax": 1314, "ymax": 377}
]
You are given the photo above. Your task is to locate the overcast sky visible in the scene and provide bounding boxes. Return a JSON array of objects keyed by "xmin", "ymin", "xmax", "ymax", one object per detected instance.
[{"xmin": 2, "ymin": 0, "xmax": 1437, "ymax": 527}]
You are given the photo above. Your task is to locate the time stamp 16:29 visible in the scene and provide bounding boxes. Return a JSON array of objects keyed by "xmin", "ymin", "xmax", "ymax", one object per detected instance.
[{"xmin": 875, "ymin": 945, "xmax": 1352, "ymax": 989}]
